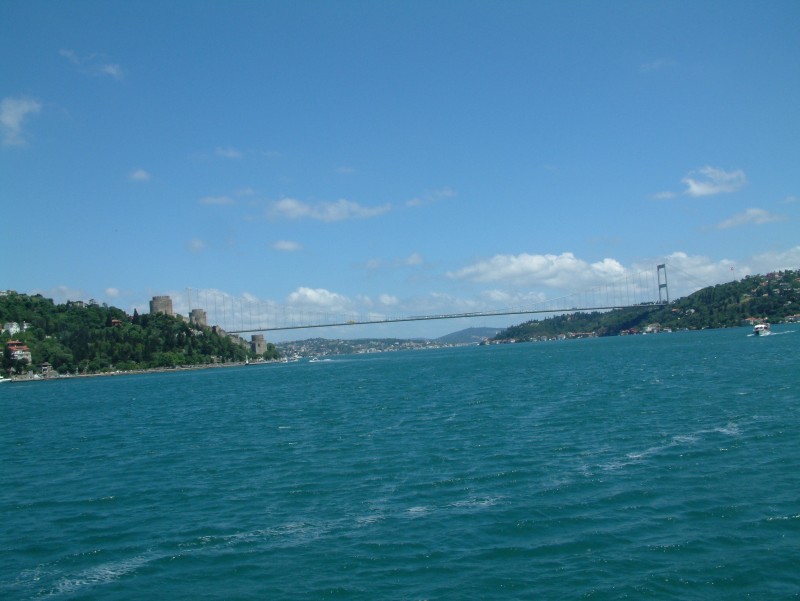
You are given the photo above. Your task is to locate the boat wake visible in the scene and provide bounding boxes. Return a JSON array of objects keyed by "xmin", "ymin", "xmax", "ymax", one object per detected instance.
[{"xmin": 748, "ymin": 329, "xmax": 796, "ymax": 337}]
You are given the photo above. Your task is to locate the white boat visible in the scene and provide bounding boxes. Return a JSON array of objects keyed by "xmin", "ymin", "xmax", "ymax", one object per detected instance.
[{"xmin": 753, "ymin": 323, "xmax": 771, "ymax": 336}]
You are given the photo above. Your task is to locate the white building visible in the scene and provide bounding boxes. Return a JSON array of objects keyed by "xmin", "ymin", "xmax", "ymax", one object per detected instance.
[{"xmin": 3, "ymin": 322, "xmax": 21, "ymax": 335}]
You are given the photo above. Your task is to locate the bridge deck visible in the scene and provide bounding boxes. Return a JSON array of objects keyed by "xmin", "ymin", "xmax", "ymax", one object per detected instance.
[{"xmin": 226, "ymin": 302, "xmax": 667, "ymax": 334}]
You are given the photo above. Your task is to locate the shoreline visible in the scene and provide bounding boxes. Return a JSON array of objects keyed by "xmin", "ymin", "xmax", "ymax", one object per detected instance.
[{"xmin": 1, "ymin": 359, "xmax": 279, "ymax": 384}]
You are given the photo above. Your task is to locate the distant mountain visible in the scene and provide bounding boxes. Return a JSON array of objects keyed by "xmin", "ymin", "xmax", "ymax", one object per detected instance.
[{"xmin": 436, "ymin": 327, "xmax": 504, "ymax": 344}]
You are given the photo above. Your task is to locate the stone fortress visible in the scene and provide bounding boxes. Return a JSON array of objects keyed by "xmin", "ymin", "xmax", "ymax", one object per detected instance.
[{"xmin": 149, "ymin": 295, "xmax": 265, "ymax": 355}]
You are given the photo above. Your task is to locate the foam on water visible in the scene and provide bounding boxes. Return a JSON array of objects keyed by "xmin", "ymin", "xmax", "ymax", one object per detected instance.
[{"xmin": 50, "ymin": 554, "xmax": 152, "ymax": 597}]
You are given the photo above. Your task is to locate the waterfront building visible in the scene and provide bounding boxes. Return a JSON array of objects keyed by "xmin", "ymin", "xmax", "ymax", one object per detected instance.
[{"xmin": 6, "ymin": 340, "xmax": 32, "ymax": 364}]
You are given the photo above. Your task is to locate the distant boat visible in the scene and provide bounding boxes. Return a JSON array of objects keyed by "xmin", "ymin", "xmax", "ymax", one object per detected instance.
[{"xmin": 753, "ymin": 323, "xmax": 771, "ymax": 336}]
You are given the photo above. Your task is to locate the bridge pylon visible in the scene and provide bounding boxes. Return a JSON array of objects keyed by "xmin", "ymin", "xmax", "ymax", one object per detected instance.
[{"xmin": 657, "ymin": 264, "xmax": 669, "ymax": 303}]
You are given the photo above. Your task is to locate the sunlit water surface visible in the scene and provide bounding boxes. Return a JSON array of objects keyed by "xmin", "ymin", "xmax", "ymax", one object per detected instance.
[{"xmin": 2, "ymin": 326, "xmax": 799, "ymax": 599}]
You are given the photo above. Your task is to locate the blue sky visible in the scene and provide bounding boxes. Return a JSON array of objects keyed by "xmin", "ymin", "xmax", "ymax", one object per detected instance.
[{"xmin": 3, "ymin": 1, "xmax": 799, "ymax": 340}]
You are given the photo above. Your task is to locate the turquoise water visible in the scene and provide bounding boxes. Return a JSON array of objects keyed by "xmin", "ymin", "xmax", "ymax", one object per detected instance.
[{"xmin": 2, "ymin": 327, "xmax": 799, "ymax": 599}]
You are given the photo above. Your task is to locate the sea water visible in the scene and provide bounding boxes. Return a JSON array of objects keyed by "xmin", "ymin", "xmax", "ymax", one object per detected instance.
[{"xmin": 2, "ymin": 326, "xmax": 799, "ymax": 600}]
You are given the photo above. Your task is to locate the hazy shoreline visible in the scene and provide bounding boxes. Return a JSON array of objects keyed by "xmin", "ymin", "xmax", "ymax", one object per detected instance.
[{"xmin": 3, "ymin": 360, "xmax": 277, "ymax": 384}]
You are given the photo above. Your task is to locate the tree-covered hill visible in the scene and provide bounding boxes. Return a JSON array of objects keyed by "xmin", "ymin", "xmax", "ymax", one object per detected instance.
[
  {"xmin": 0, "ymin": 292, "xmax": 278, "ymax": 375},
  {"xmin": 494, "ymin": 268, "xmax": 800, "ymax": 342}
]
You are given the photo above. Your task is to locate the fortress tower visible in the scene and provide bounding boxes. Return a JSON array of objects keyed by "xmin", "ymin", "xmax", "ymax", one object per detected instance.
[
  {"xmin": 190, "ymin": 308, "xmax": 208, "ymax": 327},
  {"xmin": 251, "ymin": 334, "xmax": 267, "ymax": 355},
  {"xmin": 149, "ymin": 295, "xmax": 174, "ymax": 316}
]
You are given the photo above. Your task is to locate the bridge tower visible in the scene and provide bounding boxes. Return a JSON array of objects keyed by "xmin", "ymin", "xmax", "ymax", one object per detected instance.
[{"xmin": 657, "ymin": 264, "xmax": 669, "ymax": 303}]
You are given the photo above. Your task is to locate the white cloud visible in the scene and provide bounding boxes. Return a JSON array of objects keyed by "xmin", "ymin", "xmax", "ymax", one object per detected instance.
[
  {"xmin": 642, "ymin": 252, "xmax": 733, "ymax": 281},
  {"xmin": 361, "ymin": 253, "xmax": 423, "ymax": 271},
  {"xmin": 187, "ymin": 238, "xmax": 207, "ymax": 253},
  {"xmin": 626, "ymin": 248, "xmax": 800, "ymax": 298},
  {"xmin": 129, "ymin": 168, "xmax": 151, "ymax": 182},
  {"xmin": 1, "ymin": 96, "xmax": 42, "ymax": 146},
  {"xmin": 634, "ymin": 252, "xmax": 753, "ymax": 298},
  {"xmin": 405, "ymin": 187, "xmax": 456, "ymax": 208},
  {"xmin": 650, "ymin": 191, "xmax": 677, "ymax": 200},
  {"xmin": 447, "ymin": 251, "xmax": 763, "ymax": 304},
  {"xmin": 638, "ymin": 250, "xmax": 785, "ymax": 298},
  {"xmin": 639, "ymin": 58, "xmax": 676, "ymax": 73},
  {"xmin": 405, "ymin": 291, "xmax": 488, "ymax": 315},
  {"xmin": 199, "ymin": 195, "xmax": 235, "ymax": 205},
  {"xmin": 37, "ymin": 285, "xmax": 90, "ymax": 304},
  {"xmin": 157, "ymin": 287, "xmax": 285, "ymax": 330},
  {"xmin": 403, "ymin": 253, "xmax": 424, "ymax": 266},
  {"xmin": 355, "ymin": 294, "xmax": 373, "ymax": 306},
  {"xmin": 215, "ymin": 146, "xmax": 242, "ymax": 159},
  {"xmin": 269, "ymin": 198, "xmax": 310, "ymax": 219},
  {"xmin": 60, "ymin": 49, "xmax": 123, "ymax": 81},
  {"xmin": 127, "ymin": 245, "xmax": 800, "ymax": 338},
  {"xmin": 287, "ymin": 287, "xmax": 352, "ymax": 312},
  {"xmin": 272, "ymin": 240, "xmax": 302, "ymax": 252},
  {"xmin": 268, "ymin": 198, "xmax": 391, "ymax": 221},
  {"xmin": 105, "ymin": 287, "xmax": 120, "ymax": 298},
  {"xmin": 749, "ymin": 246, "xmax": 800, "ymax": 273},
  {"xmin": 480, "ymin": 289, "xmax": 549, "ymax": 306},
  {"xmin": 715, "ymin": 208, "xmax": 787, "ymax": 229},
  {"xmin": 100, "ymin": 64, "xmax": 123, "ymax": 80},
  {"xmin": 482, "ymin": 289, "xmax": 512, "ymax": 303},
  {"xmin": 448, "ymin": 252, "xmax": 626, "ymax": 288},
  {"xmin": 682, "ymin": 166, "xmax": 746, "ymax": 197},
  {"xmin": 59, "ymin": 49, "xmax": 79, "ymax": 64}
]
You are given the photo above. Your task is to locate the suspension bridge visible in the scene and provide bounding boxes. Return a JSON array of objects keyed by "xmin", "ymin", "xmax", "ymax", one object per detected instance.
[{"xmin": 180, "ymin": 265, "xmax": 671, "ymax": 336}]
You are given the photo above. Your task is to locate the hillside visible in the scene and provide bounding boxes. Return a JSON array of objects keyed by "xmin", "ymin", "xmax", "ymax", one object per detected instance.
[
  {"xmin": 435, "ymin": 327, "xmax": 504, "ymax": 344},
  {"xmin": 274, "ymin": 328, "xmax": 501, "ymax": 358},
  {"xmin": 275, "ymin": 337, "xmax": 444, "ymax": 358},
  {"xmin": 494, "ymin": 268, "xmax": 800, "ymax": 342},
  {"xmin": 0, "ymin": 292, "xmax": 277, "ymax": 376}
]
